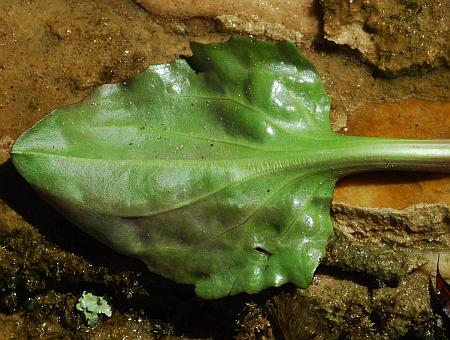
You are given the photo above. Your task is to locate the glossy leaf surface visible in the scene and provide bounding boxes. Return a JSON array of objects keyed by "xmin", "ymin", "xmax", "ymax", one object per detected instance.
[{"xmin": 11, "ymin": 36, "xmax": 450, "ymax": 298}]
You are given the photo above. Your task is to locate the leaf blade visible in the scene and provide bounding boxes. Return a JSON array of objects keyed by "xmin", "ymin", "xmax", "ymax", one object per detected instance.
[{"xmin": 12, "ymin": 36, "xmax": 341, "ymax": 298}]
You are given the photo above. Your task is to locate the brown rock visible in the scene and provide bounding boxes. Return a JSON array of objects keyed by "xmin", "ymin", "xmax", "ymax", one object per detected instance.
[
  {"xmin": 136, "ymin": 0, "xmax": 321, "ymax": 45},
  {"xmin": 321, "ymin": 0, "xmax": 450, "ymax": 75}
]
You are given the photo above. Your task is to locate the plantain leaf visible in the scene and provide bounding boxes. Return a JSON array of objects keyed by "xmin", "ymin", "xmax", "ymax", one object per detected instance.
[{"xmin": 11, "ymin": 36, "xmax": 450, "ymax": 298}]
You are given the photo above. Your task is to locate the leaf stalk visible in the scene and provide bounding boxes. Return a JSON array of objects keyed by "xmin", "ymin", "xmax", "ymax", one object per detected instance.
[{"xmin": 331, "ymin": 135, "xmax": 450, "ymax": 176}]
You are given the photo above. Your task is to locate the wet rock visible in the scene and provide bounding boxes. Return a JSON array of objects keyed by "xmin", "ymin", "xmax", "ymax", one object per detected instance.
[
  {"xmin": 136, "ymin": 0, "xmax": 321, "ymax": 45},
  {"xmin": 325, "ymin": 229, "xmax": 429, "ymax": 283},
  {"xmin": 321, "ymin": 0, "xmax": 450, "ymax": 75},
  {"xmin": 329, "ymin": 202, "xmax": 450, "ymax": 280},
  {"xmin": 0, "ymin": 199, "xmax": 134, "ymax": 313},
  {"xmin": 332, "ymin": 202, "xmax": 450, "ymax": 249},
  {"xmin": 215, "ymin": 14, "xmax": 307, "ymax": 45},
  {"xmin": 268, "ymin": 275, "xmax": 374, "ymax": 338},
  {"xmin": 371, "ymin": 272, "xmax": 441, "ymax": 338},
  {"xmin": 0, "ymin": 291, "xmax": 160, "ymax": 339},
  {"xmin": 0, "ymin": 136, "xmax": 13, "ymax": 164},
  {"xmin": 235, "ymin": 302, "xmax": 274, "ymax": 339},
  {"xmin": 268, "ymin": 272, "xmax": 447, "ymax": 339}
]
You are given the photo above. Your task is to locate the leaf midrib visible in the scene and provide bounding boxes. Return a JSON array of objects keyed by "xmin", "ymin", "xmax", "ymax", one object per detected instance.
[
  {"xmin": 13, "ymin": 150, "xmax": 334, "ymax": 219},
  {"xmin": 12, "ymin": 149, "xmax": 332, "ymax": 171}
]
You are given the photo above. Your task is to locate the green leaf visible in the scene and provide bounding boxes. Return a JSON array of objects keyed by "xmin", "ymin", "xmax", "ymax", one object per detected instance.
[{"xmin": 11, "ymin": 36, "xmax": 450, "ymax": 299}]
